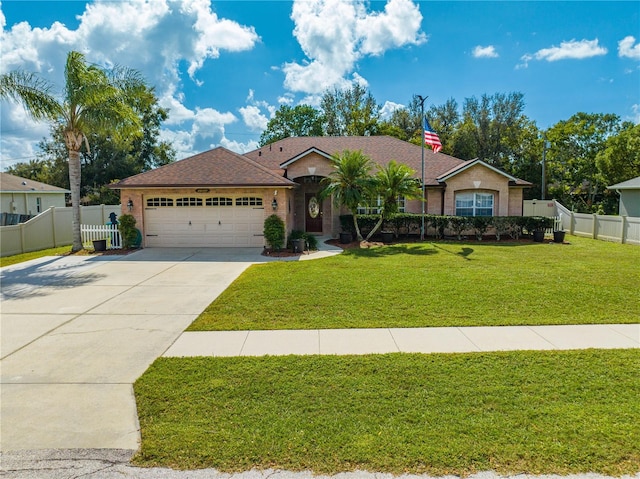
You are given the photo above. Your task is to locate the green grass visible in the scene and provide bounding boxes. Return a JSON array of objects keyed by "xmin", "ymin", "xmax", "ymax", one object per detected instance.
[
  {"xmin": 0, "ymin": 245, "xmax": 73, "ymax": 267},
  {"xmin": 190, "ymin": 236, "xmax": 640, "ymax": 330},
  {"xmin": 133, "ymin": 349, "xmax": 640, "ymax": 475}
]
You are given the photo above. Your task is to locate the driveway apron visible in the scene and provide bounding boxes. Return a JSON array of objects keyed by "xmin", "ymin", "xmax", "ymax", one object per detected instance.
[{"xmin": 0, "ymin": 248, "xmax": 262, "ymax": 452}]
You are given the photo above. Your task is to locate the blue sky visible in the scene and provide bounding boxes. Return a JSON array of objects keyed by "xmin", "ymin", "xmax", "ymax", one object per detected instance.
[{"xmin": 1, "ymin": 0, "xmax": 639, "ymax": 171}]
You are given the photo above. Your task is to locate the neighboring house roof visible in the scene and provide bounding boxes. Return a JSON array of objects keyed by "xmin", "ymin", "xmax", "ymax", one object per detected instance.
[
  {"xmin": 112, "ymin": 147, "xmax": 296, "ymax": 188},
  {"xmin": 244, "ymin": 136, "xmax": 467, "ymax": 186},
  {"xmin": 437, "ymin": 158, "xmax": 531, "ymax": 186},
  {"xmin": 0, "ymin": 172, "xmax": 70, "ymax": 193},
  {"xmin": 608, "ymin": 176, "xmax": 640, "ymax": 190}
]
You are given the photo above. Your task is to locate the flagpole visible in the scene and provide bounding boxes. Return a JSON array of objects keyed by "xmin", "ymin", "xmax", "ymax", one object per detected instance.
[{"xmin": 417, "ymin": 95, "xmax": 427, "ymax": 241}]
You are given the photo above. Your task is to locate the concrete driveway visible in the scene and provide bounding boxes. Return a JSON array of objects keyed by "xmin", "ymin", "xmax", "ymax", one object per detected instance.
[{"xmin": 0, "ymin": 247, "xmax": 273, "ymax": 452}]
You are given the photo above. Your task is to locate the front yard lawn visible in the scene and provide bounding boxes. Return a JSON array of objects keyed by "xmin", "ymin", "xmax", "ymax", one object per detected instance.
[
  {"xmin": 190, "ymin": 236, "xmax": 640, "ymax": 330},
  {"xmin": 133, "ymin": 349, "xmax": 640, "ymax": 475}
]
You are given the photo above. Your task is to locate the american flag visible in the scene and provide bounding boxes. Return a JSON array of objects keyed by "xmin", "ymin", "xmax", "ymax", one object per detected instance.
[{"xmin": 423, "ymin": 117, "xmax": 442, "ymax": 153}]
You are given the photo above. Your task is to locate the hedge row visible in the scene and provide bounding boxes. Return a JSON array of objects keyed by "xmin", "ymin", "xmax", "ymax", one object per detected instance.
[{"xmin": 340, "ymin": 214, "xmax": 555, "ymax": 241}]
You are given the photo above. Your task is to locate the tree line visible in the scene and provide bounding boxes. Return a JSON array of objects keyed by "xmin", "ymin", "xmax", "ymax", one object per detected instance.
[
  {"xmin": 261, "ymin": 85, "xmax": 639, "ymax": 214},
  {"xmin": 4, "ymin": 53, "xmax": 638, "ymax": 234}
]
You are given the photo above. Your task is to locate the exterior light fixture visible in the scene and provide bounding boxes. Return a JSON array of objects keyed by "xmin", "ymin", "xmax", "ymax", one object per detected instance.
[
  {"xmin": 127, "ymin": 199, "xmax": 134, "ymax": 212},
  {"xmin": 271, "ymin": 198, "xmax": 278, "ymax": 210}
]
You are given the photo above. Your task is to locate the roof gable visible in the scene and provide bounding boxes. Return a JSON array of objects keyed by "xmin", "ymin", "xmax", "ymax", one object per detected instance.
[
  {"xmin": 245, "ymin": 136, "xmax": 466, "ymax": 185},
  {"xmin": 114, "ymin": 147, "xmax": 295, "ymax": 188},
  {"xmin": 608, "ymin": 176, "xmax": 640, "ymax": 190},
  {"xmin": 438, "ymin": 158, "xmax": 517, "ymax": 182},
  {"xmin": 280, "ymin": 147, "xmax": 333, "ymax": 168},
  {"xmin": 0, "ymin": 172, "xmax": 70, "ymax": 193}
]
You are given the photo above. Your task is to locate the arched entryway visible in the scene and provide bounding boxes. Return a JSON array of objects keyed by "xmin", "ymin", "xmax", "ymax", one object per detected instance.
[{"xmin": 292, "ymin": 176, "xmax": 334, "ymax": 235}]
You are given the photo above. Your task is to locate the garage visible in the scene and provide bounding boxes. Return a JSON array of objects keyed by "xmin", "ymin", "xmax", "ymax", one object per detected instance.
[
  {"xmin": 144, "ymin": 195, "xmax": 266, "ymax": 247},
  {"xmin": 111, "ymin": 146, "xmax": 296, "ymax": 247}
]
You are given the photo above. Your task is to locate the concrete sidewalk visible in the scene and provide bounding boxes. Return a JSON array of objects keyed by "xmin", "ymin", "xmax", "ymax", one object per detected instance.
[{"xmin": 164, "ymin": 324, "xmax": 640, "ymax": 357}]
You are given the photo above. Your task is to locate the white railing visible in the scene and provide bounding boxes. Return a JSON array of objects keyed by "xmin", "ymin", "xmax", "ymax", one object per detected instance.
[{"xmin": 81, "ymin": 224, "xmax": 122, "ymax": 249}]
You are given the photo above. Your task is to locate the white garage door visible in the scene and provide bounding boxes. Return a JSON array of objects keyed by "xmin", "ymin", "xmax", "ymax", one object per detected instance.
[{"xmin": 144, "ymin": 195, "xmax": 265, "ymax": 247}]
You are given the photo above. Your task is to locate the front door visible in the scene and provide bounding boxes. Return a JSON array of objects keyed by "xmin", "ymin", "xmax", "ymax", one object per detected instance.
[{"xmin": 305, "ymin": 193, "xmax": 323, "ymax": 233}]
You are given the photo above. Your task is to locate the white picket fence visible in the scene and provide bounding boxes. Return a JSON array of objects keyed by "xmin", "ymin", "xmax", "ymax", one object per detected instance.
[{"xmin": 81, "ymin": 224, "xmax": 122, "ymax": 249}]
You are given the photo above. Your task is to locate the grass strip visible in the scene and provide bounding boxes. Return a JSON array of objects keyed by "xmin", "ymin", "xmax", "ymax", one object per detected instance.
[
  {"xmin": 133, "ymin": 349, "xmax": 640, "ymax": 476},
  {"xmin": 0, "ymin": 245, "xmax": 73, "ymax": 267},
  {"xmin": 190, "ymin": 236, "xmax": 640, "ymax": 330}
]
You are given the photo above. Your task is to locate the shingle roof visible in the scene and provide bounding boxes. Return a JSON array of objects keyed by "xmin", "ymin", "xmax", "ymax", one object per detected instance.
[
  {"xmin": 244, "ymin": 136, "xmax": 465, "ymax": 186},
  {"xmin": 0, "ymin": 172, "xmax": 70, "ymax": 193},
  {"xmin": 113, "ymin": 137, "xmax": 531, "ymax": 189},
  {"xmin": 608, "ymin": 176, "xmax": 640, "ymax": 190},
  {"xmin": 112, "ymin": 147, "xmax": 295, "ymax": 188}
]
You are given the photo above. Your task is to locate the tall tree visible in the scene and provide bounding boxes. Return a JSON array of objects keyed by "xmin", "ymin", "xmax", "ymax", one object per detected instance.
[
  {"xmin": 259, "ymin": 104, "xmax": 324, "ymax": 146},
  {"xmin": 454, "ymin": 92, "xmax": 527, "ymax": 169},
  {"xmin": 426, "ymin": 98, "xmax": 460, "ymax": 153},
  {"xmin": 545, "ymin": 113, "xmax": 624, "ymax": 212},
  {"xmin": 379, "ymin": 95, "xmax": 423, "ymax": 142},
  {"xmin": 320, "ymin": 150, "xmax": 374, "ymax": 241},
  {"xmin": 1, "ymin": 51, "xmax": 147, "ymax": 251},
  {"xmin": 596, "ymin": 123, "xmax": 640, "ymax": 186},
  {"xmin": 321, "ymin": 84, "xmax": 380, "ymax": 136}
]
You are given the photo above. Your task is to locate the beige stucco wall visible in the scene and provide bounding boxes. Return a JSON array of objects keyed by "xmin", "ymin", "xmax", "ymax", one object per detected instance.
[
  {"xmin": 507, "ymin": 188, "xmax": 525, "ymax": 216},
  {"xmin": 285, "ymin": 152, "xmax": 334, "ymax": 180},
  {"xmin": 119, "ymin": 187, "xmax": 295, "ymax": 245},
  {"xmin": 442, "ymin": 165, "xmax": 510, "ymax": 216}
]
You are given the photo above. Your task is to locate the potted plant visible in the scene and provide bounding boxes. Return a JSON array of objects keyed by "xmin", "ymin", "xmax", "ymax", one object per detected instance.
[
  {"xmin": 526, "ymin": 216, "xmax": 550, "ymax": 242},
  {"xmin": 553, "ymin": 229, "xmax": 566, "ymax": 243},
  {"xmin": 92, "ymin": 238, "xmax": 107, "ymax": 251},
  {"xmin": 380, "ymin": 231, "xmax": 394, "ymax": 244},
  {"xmin": 339, "ymin": 230, "xmax": 353, "ymax": 244}
]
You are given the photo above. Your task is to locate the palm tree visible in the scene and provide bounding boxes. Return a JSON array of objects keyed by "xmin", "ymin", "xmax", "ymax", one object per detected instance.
[
  {"xmin": 364, "ymin": 160, "xmax": 422, "ymax": 240},
  {"xmin": 320, "ymin": 150, "xmax": 374, "ymax": 241},
  {"xmin": 1, "ymin": 51, "xmax": 145, "ymax": 251}
]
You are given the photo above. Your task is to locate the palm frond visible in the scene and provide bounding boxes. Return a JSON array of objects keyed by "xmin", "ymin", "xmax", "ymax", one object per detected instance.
[{"xmin": 0, "ymin": 71, "xmax": 63, "ymax": 121}]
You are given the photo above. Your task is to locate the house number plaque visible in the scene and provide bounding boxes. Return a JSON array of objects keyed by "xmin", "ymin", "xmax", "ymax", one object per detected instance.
[{"xmin": 308, "ymin": 196, "xmax": 319, "ymax": 218}]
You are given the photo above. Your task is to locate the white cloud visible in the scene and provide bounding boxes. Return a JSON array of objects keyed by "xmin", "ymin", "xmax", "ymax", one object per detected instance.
[
  {"xmin": 240, "ymin": 105, "xmax": 269, "ymax": 132},
  {"xmin": 618, "ymin": 36, "xmax": 640, "ymax": 60},
  {"xmin": 380, "ymin": 101, "xmax": 404, "ymax": 120},
  {"xmin": 219, "ymin": 137, "xmax": 259, "ymax": 154},
  {"xmin": 473, "ymin": 45, "xmax": 499, "ymax": 58},
  {"xmin": 631, "ymin": 104, "xmax": 640, "ymax": 124},
  {"xmin": 278, "ymin": 94, "xmax": 295, "ymax": 106},
  {"xmin": 526, "ymin": 38, "xmax": 608, "ymax": 64},
  {"xmin": 0, "ymin": 0, "xmax": 260, "ymax": 168},
  {"xmin": 283, "ymin": 0, "xmax": 425, "ymax": 94}
]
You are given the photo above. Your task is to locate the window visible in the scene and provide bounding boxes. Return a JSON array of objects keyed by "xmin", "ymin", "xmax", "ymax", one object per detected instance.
[
  {"xmin": 206, "ymin": 197, "xmax": 233, "ymax": 206},
  {"xmin": 146, "ymin": 197, "xmax": 174, "ymax": 207},
  {"xmin": 36, "ymin": 197, "xmax": 42, "ymax": 213},
  {"xmin": 236, "ymin": 197, "xmax": 263, "ymax": 206},
  {"xmin": 455, "ymin": 192, "xmax": 494, "ymax": 216},
  {"xmin": 176, "ymin": 197, "xmax": 203, "ymax": 207},
  {"xmin": 357, "ymin": 196, "xmax": 406, "ymax": 215}
]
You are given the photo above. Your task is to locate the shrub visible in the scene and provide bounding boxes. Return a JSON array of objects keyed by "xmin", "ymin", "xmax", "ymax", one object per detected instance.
[
  {"xmin": 288, "ymin": 230, "xmax": 318, "ymax": 251},
  {"xmin": 429, "ymin": 215, "xmax": 450, "ymax": 239},
  {"xmin": 492, "ymin": 216, "xmax": 510, "ymax": 241},
  {"xmin": 118, "ymin": 214, "xmax": 138, "ymax": 249},
  {"xmin": 264, "ymin": 214, "xmax": 285, "ymax": 251},
  {"xmin": 449, "ymin": 216, "xmax": 471, "ymax": 240},
  {"xmin": 470, "ymin": 216, "xmax": 491, "ymax": 241}
]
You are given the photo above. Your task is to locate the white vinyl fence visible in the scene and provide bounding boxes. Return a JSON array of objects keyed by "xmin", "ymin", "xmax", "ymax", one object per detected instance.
[
  {"xmin": 81, "ymin": 224, "xmax": 122, "ymax": 250},
  {"xmin": 0, "ymin": 204, "xmax": 121, "ymax": 257},
  {"xmin": 555, "ymin": 201, "xmax": 640, "ymax": 245}
]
